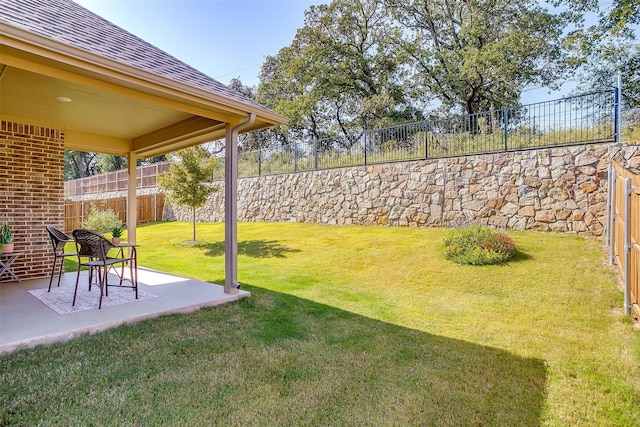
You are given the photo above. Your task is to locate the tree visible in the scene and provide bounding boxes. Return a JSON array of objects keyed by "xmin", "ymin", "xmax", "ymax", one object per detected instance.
[
  {"xmin": 573, "ymin": 41, "xmax": 639, "ymax": 107},
  {"xmin": 64, "ymin": 150, "xmax": 99, "ymax": 180},
  {"xmin": 228, "ymin": 78, "xmax": 288, "ymax": 150},
  {"xmin": 258, "ymin": 0, "xmax": 415, "ymax": 146},
  {"xmin": 387, "ymin": 0, "xmax": 568, "ymax": 115},
  {"xmin": 157, "ymin": 146, "xmax": 218, "ymax": 242},
  {"xmin": 556, "ymin": 0, "xmax": 640, "ymax": 36},
  {"xmin": 606, "ymin": 0, "xmax": 640, "ymax": 34},
  {"xmin": 96, "ymin": 155, "xmax": 126, "ymax": 173}
]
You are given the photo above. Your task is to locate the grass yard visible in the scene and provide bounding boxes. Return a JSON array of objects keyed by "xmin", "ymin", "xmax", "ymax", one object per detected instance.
[{"xmin": 1, "ymin": 222, "xmax": 639, "ymax": 425}]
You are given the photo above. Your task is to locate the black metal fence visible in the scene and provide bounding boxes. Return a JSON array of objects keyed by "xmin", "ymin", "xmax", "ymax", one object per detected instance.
[
  {"xmin": 230, "ymin": 89, "xmax": 617, "ymax": 178},
  {"xmin": 66, "ymin": 89, "xmax": 619, "ymax": 194}
]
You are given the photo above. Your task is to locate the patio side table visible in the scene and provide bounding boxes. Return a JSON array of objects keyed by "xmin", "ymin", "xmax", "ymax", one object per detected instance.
[{"xmin": 0, "ymin": 252, "xmax": 22, "ymax": 283}]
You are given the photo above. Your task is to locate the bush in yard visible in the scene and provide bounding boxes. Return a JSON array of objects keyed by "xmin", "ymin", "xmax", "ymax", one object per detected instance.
[
  {"xmin": 81, "ymin": 207, "xmax": 122, "ymax": 233},
  {"xmin": 443, "ymin": 224, "xmax": 516, "ymax": 265}
]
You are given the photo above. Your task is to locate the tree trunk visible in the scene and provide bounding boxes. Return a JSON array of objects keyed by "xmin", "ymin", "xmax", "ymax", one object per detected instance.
[{"xmin": 192, "ymin": 207, "xmax": 196, "ymax": 242}]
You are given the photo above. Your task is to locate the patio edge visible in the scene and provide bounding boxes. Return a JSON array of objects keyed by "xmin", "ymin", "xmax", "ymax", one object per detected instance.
[{"xmin": 0, "ymin": 291, "xmax": 250, "ymax": 354}]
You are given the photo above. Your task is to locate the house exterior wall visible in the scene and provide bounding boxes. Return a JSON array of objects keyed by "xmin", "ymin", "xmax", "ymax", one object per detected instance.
[{"xmin": 0, "ymin": 120, "xmax": 64, "ymax": 281}]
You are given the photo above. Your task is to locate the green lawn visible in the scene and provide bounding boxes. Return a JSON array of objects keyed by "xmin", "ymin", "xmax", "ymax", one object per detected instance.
[{"xmin": 2, "ymin": 222, "xmax": 639, "ymax": 426}]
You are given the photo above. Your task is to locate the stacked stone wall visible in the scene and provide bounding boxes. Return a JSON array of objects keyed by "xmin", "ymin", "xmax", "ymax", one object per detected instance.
[
  {"xmin": 0, "ymin": 120, "xmax": 64, "ymax": 281},
  {"xmin": 166, "ymin": 143, "xmax": 640, "ymax": 236}
]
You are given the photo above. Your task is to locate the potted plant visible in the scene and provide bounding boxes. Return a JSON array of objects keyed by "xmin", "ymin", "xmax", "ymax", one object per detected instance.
[
  {"xmin": 110, "ymin": 226, "xmax": 124, "ymax": 245},
  {"xmin": 1, "ymin": 223, "xmax": 14, "ymax": 253}
]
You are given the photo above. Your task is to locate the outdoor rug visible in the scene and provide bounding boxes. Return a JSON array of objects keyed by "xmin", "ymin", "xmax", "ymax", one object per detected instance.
[{"xmin": 29, "ymin": 276, "xmax": 158, "ymax": 315}]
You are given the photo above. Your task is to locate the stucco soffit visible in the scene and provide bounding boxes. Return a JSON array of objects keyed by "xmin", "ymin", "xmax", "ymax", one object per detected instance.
[
  {"xmin": 0, "ymin": 26, "xmax": 288, "ymax": 125},
  {"xmin": 132, "ymin": 116, "xmax": 225, "ymax": 156},
  {"xmin": 64, "ymin": 130, "xmax": 131, "ymax": 156}
]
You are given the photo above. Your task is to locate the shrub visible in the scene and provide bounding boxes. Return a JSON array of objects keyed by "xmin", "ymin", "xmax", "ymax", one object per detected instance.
[
  {"xmin": 81, "ymin": 208, "xmax": 122, "ymax": 233},
  {"xmin": 443, "ymin": 224, "xmax": 516, "ymax": 265}
]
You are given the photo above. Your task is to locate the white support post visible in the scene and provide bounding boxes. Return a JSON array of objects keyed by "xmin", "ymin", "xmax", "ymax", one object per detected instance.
[
  {"xmin": 127, "ymin": 151, "xmax": 137, "ymax": 245},
  {"xmin": 224, "ymin": 123, "xmax": 239, "ymax": 294},
  {"xmin": 224, "ymin": 113, "xmax": 255, "ymax": 294}
]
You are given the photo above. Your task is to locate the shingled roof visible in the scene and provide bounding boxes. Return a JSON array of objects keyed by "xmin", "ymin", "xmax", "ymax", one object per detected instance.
[{"xmin": 0, "ymin": 0, "xmax": 266, "ymax": 111}]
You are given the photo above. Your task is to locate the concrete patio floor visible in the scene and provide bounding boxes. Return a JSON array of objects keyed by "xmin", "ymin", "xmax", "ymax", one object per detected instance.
[{"xmin": 0, "ymin": 268, "xmax": 250, "ymax": 354}]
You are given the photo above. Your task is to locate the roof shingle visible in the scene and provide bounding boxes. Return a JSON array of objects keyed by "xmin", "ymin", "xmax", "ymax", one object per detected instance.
[{"xmin": 0, "ymin": 0, "xmax": 266, "ymax": 110}]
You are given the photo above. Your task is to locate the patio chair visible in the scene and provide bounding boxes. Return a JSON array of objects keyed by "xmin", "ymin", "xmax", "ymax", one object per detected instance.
[
  {"xmin": 72, "ymin": 229, "xmax": 138, "ymax": 309},
  {"xmin": 46, "ymin": 226, "xmax": 78, "ymax": 292}
]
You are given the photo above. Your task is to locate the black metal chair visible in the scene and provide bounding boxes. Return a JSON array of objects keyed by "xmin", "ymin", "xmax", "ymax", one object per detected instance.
[
  {"xmin": 72, "ymin": 229, "xmax": 138, "ymax": 309},
  {"xmin": 46, "ymin": 226, "xmax": 78, "ymax": 292}
]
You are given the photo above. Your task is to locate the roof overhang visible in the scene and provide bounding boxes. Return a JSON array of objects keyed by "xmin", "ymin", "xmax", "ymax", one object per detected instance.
[{"xmin": 0, "ymin": 24, "xmax": 287, "ymax": 158}]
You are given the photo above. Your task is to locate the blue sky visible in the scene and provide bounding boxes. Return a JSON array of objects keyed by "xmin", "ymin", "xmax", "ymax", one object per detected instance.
[
  {"xmin": 74, "ymin": 0, "xmax": 634, "ymax": 105},
  {"xmin": 75, "ymin": 0, "xmax": 323, "ymax": 86}
]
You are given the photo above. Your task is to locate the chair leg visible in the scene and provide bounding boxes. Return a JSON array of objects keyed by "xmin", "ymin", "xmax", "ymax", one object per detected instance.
[
  {"xmin": 88, "ymin": 265, "xmax": 93, "ymax": 291},
  {"xmin": 56, "ymin": 257, "xmax": 64, "ymax": 287},
  {"xmin": 72, "ymin": 266, "xmax": 81, "ymax": 306},
  {"xmin": 119, "ymin": 262, "xmax": 125, "ymax": 286},
  {"xmin": 48, "ymin": 255, "xmax": 58, "ymax": 292},
  {"xmin": 104, "ymin": 266, "xmax": 109, "ymax": 296},
  {"xmin": 98, "ymin": 266, "xmax": 107, "ymax": 309}
]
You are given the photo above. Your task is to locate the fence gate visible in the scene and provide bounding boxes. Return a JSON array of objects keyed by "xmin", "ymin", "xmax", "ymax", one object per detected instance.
[{"xmin": 608, "ymin": 159, "xmax": 640, "ymax": 318}]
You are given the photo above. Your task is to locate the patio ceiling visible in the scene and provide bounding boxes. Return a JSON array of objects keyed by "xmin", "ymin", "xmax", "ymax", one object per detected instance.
[{"xmin": 0, "ymin": 2, "xmax": 287, "ymax": 158}]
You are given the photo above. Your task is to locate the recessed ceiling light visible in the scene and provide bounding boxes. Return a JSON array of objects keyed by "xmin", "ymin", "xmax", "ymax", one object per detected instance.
[{"xmin": 55, "ymin": 96, "xmax": 72, "ymax": 103}]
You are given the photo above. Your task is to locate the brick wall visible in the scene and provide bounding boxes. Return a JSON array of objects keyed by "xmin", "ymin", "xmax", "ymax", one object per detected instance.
[{"xmin": 0, "ymin": 120, "xmax": 64, "ymax": 281}]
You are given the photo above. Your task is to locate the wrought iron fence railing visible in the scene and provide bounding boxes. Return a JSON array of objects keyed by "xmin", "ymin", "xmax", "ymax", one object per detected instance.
[
  {"xmin": 229, "ymin": 89, "xmax": 617, "ymax": 179},
  {"xmin": 66, "ymin": 89, "xmax": 619, "ymax": 196}
]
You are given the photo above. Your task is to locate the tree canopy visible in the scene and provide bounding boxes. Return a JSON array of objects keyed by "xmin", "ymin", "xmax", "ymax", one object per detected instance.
[
  {"xmin": 257, "ymin": 0, "xmax": 587, "ymax": 141},
  {"xmin": 64, "ymin": 0, "xmax": 639, "ymax": 180},
  {"xmin": 258, "ymin": 0, "xmax": 419, "ymax": 146},
  {"xmin": 388, "ymin": 0, "xmax": 567, "ymax": 115}
]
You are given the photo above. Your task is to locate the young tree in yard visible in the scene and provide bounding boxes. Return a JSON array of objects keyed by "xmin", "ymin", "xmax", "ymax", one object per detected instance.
[{"xmin": 157, "ymin": 146, "xmax": 218, "ymax": 242}]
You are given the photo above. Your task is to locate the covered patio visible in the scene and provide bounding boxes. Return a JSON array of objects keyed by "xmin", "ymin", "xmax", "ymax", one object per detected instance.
[
  {"xmin": 0, "ymin": 268, "xmax": 250, "ymax": 353},
  {"xmin": 0, "ymin": 0, "xmax": 285, "ymax": 302}
]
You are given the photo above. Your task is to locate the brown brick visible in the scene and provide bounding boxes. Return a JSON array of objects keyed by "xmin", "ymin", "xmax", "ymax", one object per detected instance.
[{"xmin": 0, "ymin": 120, "xmax": 64, "ymax": 281}]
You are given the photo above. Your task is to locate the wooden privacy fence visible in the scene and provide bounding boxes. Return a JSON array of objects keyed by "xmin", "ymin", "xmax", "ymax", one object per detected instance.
[
  {"xmin": 64, "ymin": 194, "xmax": 165, "ymax": 233},
  {"xmin": 608, "ymin": 159, "xmax": 640, "ymax": 317},
  {"xmin": 64, "ymin": 163, "xmax": 170, "ymax": 197}
]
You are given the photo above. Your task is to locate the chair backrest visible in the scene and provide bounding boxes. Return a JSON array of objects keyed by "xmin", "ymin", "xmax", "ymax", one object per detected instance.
[
  {"xmin": 72, "ymin": 229, "xmax": 114, "ymax": 260},
  {"xmin": 46, "ymin": 226, "xmax": 72, "ymax": 252}
]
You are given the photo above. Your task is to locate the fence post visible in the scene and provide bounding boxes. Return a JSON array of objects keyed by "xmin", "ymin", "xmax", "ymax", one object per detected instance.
[
  {"xmin": 364, "ymin": 131, "xmax": 368, "ymax": 166},
  {"xmin": 623, "ymin": 177, "xmax": 631, "ymax": 316},
  {"xmin": 258, "ymin": 149, "xmax": 262, "ymax": 176},
  {"xmin": 425, "ymin": 120, "xmax": 429, "ymax": 160},
  {"xmin": 314, "ymin": 139, "xmax": 318, "ymax": 170},
  {"xmin": 294, "ymin": 142, "xmax": 298, "ymax": 172},
  {"xmin": 608, "ymin": 164, "xmax": 617, "ymax": 266},
  {"xmin": 614, "ymin": 73, "xmax": 622, "ymax": 143},
  {"xmin": 503, "ymin": 107, "xmax": 508, "ymax": 151}
]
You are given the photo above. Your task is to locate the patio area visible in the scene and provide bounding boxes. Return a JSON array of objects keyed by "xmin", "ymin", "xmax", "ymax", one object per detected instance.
[{"xmin": 0, "ymin": 268, "xmax": 250, "ymax": 354}]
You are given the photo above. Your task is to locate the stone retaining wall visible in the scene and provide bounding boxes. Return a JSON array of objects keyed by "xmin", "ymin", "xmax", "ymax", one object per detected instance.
[{"xmin": 166, "ymin": 143, "xmax": 640, "ymax": 236}]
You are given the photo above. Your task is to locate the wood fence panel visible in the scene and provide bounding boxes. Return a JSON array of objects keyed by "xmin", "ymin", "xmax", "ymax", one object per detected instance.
[
  {"xmin": 612, "ymin": 161, "xmax": 640, "ymax": 310},
  {"xmin": 138, "ymin": 195, "xmax": 157, "ymax": 223},
  {"xmin": 630, "ymin": 173, "xmax": 639, "ymax": 309},
  {"xmin": 64, "ymin": 195, "xmax": 164, "ymax": 233},
  {"xmin": 613, "ymin": 166, "xmax": 626, "ymax": 277},
  {"xmin": 64, "ymin": 201, "xmax": 83, "ymax": 232}
]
